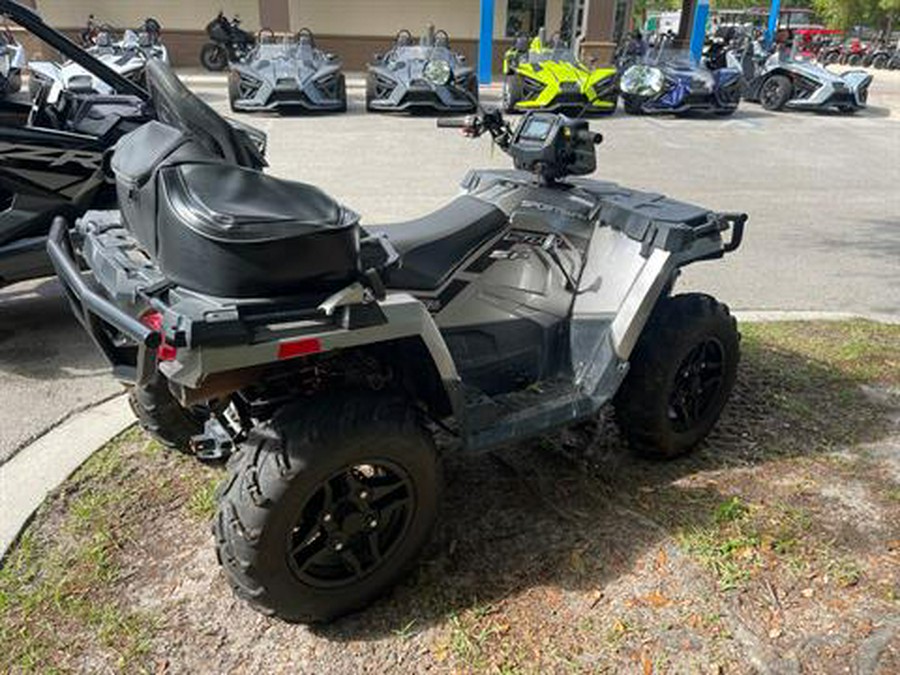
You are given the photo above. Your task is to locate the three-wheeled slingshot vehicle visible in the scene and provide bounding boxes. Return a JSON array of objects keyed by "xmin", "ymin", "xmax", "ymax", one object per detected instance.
[{"xmin": 51, "ymin": 58, "xmax": 747, "ymax": 623}]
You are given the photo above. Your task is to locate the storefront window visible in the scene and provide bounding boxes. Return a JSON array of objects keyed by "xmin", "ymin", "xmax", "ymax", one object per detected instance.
[{"xmin": 505, "ymin": 0, "xmax": 547, "ymax": 38}]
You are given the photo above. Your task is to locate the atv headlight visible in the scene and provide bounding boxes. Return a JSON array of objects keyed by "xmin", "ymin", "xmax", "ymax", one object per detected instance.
[
  {"xmin": 620, "ymin": 65, "xmax": 665, "ymax": 96},
  {"xmin": 424, "ymin": 59, "xmax": 451, "ymax": 85}
]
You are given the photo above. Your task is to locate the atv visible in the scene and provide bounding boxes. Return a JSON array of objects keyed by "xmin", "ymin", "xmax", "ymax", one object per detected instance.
[
  {"xmin": 51, "ymin": 58, "xmax": 746, "ymax": 624},
  {"xmin": 502, "ymin": 29, "xmax": 617, "ymax": 114}
]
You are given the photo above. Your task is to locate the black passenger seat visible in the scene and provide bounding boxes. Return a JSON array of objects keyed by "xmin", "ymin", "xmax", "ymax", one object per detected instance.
[{"xmin": 367, "ymin": 195, "xmax": 507, "ymax": 291}]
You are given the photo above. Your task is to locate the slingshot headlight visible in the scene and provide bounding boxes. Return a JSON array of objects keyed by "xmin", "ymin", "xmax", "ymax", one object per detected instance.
[
  {"xmin": 424, "ymin": 59, "xmax": 451, "ymax": 85},
  {"xmin": 620, "ymin": 65, "xmax": 664, "ymax": 96}
]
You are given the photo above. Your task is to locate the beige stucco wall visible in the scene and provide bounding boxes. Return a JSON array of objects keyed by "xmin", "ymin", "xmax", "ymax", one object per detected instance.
[
  {"xmin": 33, "ymin": 0, "xmax": 261, "ymax": 31},
  {"xmin": 288, "ymin": 0, "xmax": 508, "ymax": 39}
]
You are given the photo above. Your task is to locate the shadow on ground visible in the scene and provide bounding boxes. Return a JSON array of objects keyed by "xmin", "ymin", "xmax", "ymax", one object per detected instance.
[{"xmin": 313, "ymin": 334, "xmax": 892, "ymax": 642}]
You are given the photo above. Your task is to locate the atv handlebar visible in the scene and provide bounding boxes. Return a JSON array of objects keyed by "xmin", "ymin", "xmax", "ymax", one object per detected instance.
[
  {"xmin": 436, "ymin": 116, "xmax": 471, "ymax": 128},
  {"xmin": 576, "ymin": 129, "xmax": 603, "ymax": 145}
]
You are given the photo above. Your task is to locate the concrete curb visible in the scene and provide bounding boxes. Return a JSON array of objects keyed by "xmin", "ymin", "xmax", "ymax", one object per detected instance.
[
  {"xmin": 735, "ymin": 310, "xmax": 900, "ymax": 325},
  {"xmin": 0, "ymin": 394, "xmax": 134, "ymax": 560},
  {"xmin": 0, "ymin": 310, "xmax": 895, "ymax": 562}
]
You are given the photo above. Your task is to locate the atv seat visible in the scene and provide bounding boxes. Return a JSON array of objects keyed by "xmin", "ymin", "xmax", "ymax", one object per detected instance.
[{"xmin": 367, "ymin": 196, "xmax": 507, "ymax": 291}]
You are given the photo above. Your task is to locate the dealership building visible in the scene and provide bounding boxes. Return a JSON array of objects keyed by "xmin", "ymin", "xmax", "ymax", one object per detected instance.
[{"xmin": 15, "ymin": 0, "xmax": 637, "ymax": 74}]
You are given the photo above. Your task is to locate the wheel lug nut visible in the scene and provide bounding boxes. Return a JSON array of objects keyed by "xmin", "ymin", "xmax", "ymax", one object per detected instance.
[
  {"xmin": 359, "ymin": 491, "xmax": 369, "ymax": 500},
  {"xmin": 323, "ymin": 513, "xmax": 332, "ymax": 523},
  {"xmin": 333, "ymin": 542, "xmax": 344, "ymax": 551},
  {"xmin": 369, "ymin": 519, "xmax": 378, "ymax": 529}
]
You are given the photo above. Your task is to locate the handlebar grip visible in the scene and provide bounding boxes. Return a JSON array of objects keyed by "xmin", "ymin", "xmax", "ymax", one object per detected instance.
[
  {"xmin": 436, "ymin": 117, "xmax": 469, "ymax": 128},
  {"xmin": 576, "ymin": 129, "xmax": 603, "ymax": 145}
]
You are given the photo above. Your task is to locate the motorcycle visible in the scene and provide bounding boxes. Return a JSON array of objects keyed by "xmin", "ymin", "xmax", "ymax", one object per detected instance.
[
  {"xmin": 887, "ymin": 42, "xmax": 900, "ymax": 70},
  {"xmin": 200, "ymin": 11, "xmax": 255, "ymax": 71},
  {"xmin": 50, "ymin": 58, "xmax": 746, "ymax": 623}
]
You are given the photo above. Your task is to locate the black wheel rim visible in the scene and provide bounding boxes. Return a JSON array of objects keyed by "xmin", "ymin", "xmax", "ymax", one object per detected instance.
[
  {"xmin": 668, "ymin": 338, "xmax": 726, "ymax": 433},
  {"xmin": 287, "ymin": 460, "xmax": 416, "ymax": 588},
  {"xmin": 761, "ymin": 80, "xmax": 781, "ymax": 108}
]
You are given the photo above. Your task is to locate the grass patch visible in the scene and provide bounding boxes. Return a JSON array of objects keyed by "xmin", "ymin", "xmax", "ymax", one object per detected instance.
[
  {"xmin": 741, "ymin": 320, "xmax": 900, "ymax": 387},
  {"xmin": 0, "ymin": 429, "xmax": 217, "ymax": 673},
  {"xmin": 0, "ymin": 320, "xmax": 897, "ymax": 670}
]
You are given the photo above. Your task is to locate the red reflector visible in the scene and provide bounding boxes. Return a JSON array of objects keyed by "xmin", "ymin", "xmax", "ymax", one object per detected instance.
[
  {"xmin": 139, "ymin": 310, "xmax": 177, "ymax": 362},
  {"xmin": 277, "ymin": 338, "xmax": 322, "ymax": 360}
]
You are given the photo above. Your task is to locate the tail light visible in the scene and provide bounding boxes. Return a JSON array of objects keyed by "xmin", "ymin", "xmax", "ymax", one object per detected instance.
[{"xmin": 139, "ymin": 310, "xmax": 177, "ymax": 362}]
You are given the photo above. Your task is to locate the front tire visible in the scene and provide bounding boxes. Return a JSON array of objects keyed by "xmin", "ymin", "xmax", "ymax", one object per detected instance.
[
  {"xmin": 502, "ymin": 74, "xmax": 521, "ymax": 113},
  {"xmin": 214, "ymin": 394, "xmax": 440, "ymax": 623},
  {"xmin": 623, "ymin": 95, "xmax": 645, "ymax": 115},
  {"xmin": 200, "ymin": 43, "xmax": 228, "ymax": 71},
  {"xmin": 335, "ymin": 73, "xmax": 347, "ymax": 113},
  {"xmin": 227, "ymin": 70, "xmax": 241, "ymax": 112},
  {"xmin": 760, "ymin": 74, "xmax": 792, "ymax": 111},
  {"xmin": 614, "ymin": 293, "xmax": 740, "ymax": 460},
  {"xmin": 129, "ymin": 371, "xmax": 205, "ymax": 452},
  {"xmin": 365, "ymin": 74, "xmax": 376, "ymax": 111}
]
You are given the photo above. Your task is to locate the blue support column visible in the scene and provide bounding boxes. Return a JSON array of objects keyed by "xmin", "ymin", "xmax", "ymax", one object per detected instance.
[
  {"xmin": 765, "ymin": 0, "xmax": 782, "ymax": 47},
  {"xmin": 478, "ymin": 0, "xmax": 494, "ymax": 85},
  {"xmin": 689, "ymin": 0, "xmax": 710, "ymax": 64}
]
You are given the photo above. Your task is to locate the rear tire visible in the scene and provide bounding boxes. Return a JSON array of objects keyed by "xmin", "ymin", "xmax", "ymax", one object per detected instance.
[
  {"xmin": 129, "ymin": 371, "xmax": 205, "ymax": 452},
  {"xmin": 614, "ymin": 293, "xmax": 740, "ymax": 460},
  {"xmin": 872, "ymin": 54, "xmax": 889, "ymax": 69},
  {"xmin": 213, "ymin": 394, "xmax": 440, "ymax": 623},
  {"xmin": 759, "ymin": 74, "xmax": 792, "ymax": 111},
  {"xmin": 847, "ymin": 53, "xmax": 863, "ymax": 67},
  {"xmin": 200, "ymin": 43, "xmax": 228, "ymax": 71}
]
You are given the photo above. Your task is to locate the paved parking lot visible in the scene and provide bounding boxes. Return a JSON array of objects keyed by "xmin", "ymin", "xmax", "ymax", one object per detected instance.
[{"xmin": 1, "ymin": 67, "xmax": 898, "ymax": 463}]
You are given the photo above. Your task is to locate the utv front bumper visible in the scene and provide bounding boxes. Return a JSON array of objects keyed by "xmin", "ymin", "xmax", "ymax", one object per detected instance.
[{"xmin": 368, "ymin": 80, "xmax": 475, "ymax": 113}]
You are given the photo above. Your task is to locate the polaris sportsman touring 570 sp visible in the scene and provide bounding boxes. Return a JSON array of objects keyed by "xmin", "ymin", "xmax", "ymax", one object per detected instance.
[{"xmin": 51, "ymin": 58, "xmax": 746, "ymax": 623}]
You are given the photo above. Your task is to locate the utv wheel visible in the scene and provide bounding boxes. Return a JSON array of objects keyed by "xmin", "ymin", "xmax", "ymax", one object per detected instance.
[
  {"xmin": 365, "ymin": 74, "xmax": 377, "ymax": 111},
  {"xmin": 837, "ymin": 105, "xmax": 858, "ymax": 114},
  {"xmin": 465, "ymin": 75, "xmax": 479, "ymax": 110},
  {"xmin": 847, "ymin": 54, "xmax": 863, "ymax": 67},
  {"xmin": 213, "ymin": 394, "xmax": 440, "ymax": 623},
  {"xmin": 823, "ymin": 51, "xmax": 840, "ymax": 65},
  {"xmin": 502, "ymin": 75, "xmax": 522, "ymax": 113},
  {"xmin": 6, "ymin": 71, "xmax": 21, "ymax": 95},
  {"xmin": 872, "ymin": 54, "xmax": 889, "ymax": 69},
  {"xmin": 614, "ymin": 293, "xmax": 740, "ymax": 460},
  {"xmin": 129, "ymin": 371, "xmax": 205, "ymax": 452},
  {"xmin": 227, "ymin": 71, "xmax": 241, "ymax": 112},
  {"xmin": 623, "ymin": 95, "xmax": 645, "ymax": 115},
  {"xmin": 200, "ymin": 43, "xmax": 228, "ymax": 72},
  {"xmin": 335, "ymin": 74, "xmax": 348, "ymax": 113},
  {"xmin": 759, "ymin": 74, "xmax": 792, "ymax": 111}
]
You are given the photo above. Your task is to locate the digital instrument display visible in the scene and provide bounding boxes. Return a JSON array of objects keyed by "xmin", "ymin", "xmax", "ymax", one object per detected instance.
[{"xmin": 519, "ymin": 117, "xmax": 553, "ymax": 141}]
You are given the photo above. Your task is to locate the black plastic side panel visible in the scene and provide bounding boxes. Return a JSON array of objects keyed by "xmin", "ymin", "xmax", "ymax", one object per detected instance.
[{"xmin": 443, "ymin": 318, "xmax": 567, "ymax": 396}]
